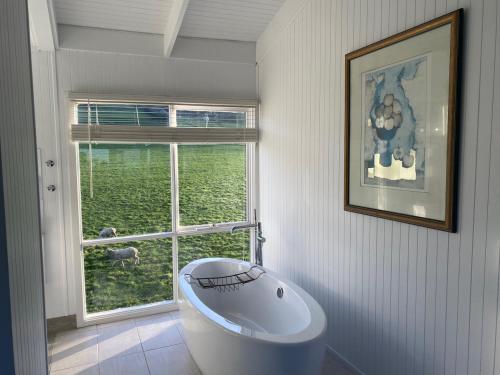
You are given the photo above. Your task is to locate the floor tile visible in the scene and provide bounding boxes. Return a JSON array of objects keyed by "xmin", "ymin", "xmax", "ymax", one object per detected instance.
[
  {"xmin": 136, "ymin": 314, "xmax": 183, "ymax": 351},
  {"xmin": 135, "ymin": 312, "xmax": 171, "ymax": 325},
  {"xmin": 168, "ymin": 310, "xmax": 180, "ymax": 320},
  {"xmin": 97, "ymin": 319, "xmax": 142, "ymax": 361},
  {"xmin": 48, "ymin": 341, "xmax": 54, "ymax": 371},
  {"xmin": 176, "ymin": 322, "xmax": 186, "ymax": 342},
  {"xmin": 167, "ymin": 311, "xmax": 181, "ymax": 327},
  {"xmin": 97, "ymin": 318, "xmax": 136, "ymax": 331},
  {"xmin": 50, "ymin": 326, "xmax": 98, "ymax": 372},
  {"xmin": 165, "ymin": 310, "xmax": 185, "ymax": 341},
  {"xmin": 48, "ymin": 333, "xmax": 56, "ymax": 344},
  {"xmin": 99, "ymin": 352, "xmax": 149, "ymax": 375},
  {"xmin": 50, "ymin": 362, "xmax": 99, "ymax": 375},
  {"xmin": 145, "ymin": 343, "xmax": 201, "ymax": 375}
]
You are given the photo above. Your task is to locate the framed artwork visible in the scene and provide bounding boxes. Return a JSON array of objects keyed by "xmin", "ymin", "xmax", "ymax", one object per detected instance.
[{"xmin": 344, "ymin": 9, "xmax": 462, "ymax": 232}]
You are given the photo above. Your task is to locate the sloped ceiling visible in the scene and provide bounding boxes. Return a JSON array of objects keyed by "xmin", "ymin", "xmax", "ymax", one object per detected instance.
[
  {"xmin": 54, "ymin": 0, "xmax": 173, "ymax": 34},
  {"xmin": 53, "ymin": 0, "xmax": 284, "ymax": 42},
  {"xmin": 179, "ymin": 0, "xmax": 285, "ymax": 42}
]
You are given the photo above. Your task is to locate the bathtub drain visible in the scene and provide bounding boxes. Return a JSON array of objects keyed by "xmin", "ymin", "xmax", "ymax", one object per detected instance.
[{"xmin": 277, "ymin": 287, "xmax": 284, "ymax": 298}]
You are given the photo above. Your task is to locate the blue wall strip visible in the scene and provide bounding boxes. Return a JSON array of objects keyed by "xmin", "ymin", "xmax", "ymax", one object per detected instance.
[{"xmin": 0, "ymin": 151, "xmax": 16, "ymax": 374}]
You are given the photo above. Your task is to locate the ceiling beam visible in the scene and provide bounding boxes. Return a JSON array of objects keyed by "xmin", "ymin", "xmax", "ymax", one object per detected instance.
[
  {"xmin": 163, "ymin": 0, "xmax": 190, "ymax": 57},
  {"xmin": 27, "ymin": 0, "xmax": 58, "ymax": 51}
]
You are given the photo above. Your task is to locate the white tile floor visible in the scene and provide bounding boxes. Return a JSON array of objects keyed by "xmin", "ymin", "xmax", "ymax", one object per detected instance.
[{"xmin": 48, "ymin": 311, "xmax": 354, "ymax": 375}]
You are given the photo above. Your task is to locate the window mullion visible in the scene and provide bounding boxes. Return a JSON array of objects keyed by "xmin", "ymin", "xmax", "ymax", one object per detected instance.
[
  {"xmin": 247, "ymin": 143, "xmax": 256, "ymax": 263},
  {"xmin": 170, "ymin": 105, "xmax": 180, "ymax": 302}
]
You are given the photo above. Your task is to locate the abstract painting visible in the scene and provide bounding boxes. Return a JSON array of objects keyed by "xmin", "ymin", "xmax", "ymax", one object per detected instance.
[{"xmin": 362, "ymin": 55, "xmax": 429, "ymax": 191}]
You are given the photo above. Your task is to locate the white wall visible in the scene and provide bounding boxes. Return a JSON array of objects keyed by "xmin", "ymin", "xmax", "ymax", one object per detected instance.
[
  {"xmin": 1, "ymin": 0, "xmax": 48, "ymax": 373},
  {"xmin": 57, "ymin": 25, "xmax": 164, "ymax": 57},
  {"xmin": 257, "ymin": 0, "xmax": 500, "ymax": 375},
  {"xmin": 31, "ymin": 48, "xmax": 257, "ymax": 318},
  {"xmin": 57, "ymin": 25, "xmax": 257, "ymax": 64},
  {"xmin": 32, "ymin": 51, "xmax": 70, "ymax": 320}
]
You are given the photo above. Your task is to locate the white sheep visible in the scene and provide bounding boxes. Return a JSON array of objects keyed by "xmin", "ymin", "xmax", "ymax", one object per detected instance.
[
  {"xmin": 99, "ymin": 227, "xmax": 117, "ymax": 238},
  {"xmin": 106, "ymin": 247, "xmax": 140, "ymax": 267}
]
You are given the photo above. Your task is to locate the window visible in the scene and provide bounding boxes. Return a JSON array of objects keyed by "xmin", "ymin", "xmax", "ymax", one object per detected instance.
[
  {"xmin": 178, "ymin": 144, "xmax": 247, "ymax": 226},
  {"xmin": 176, "ymin": 108, "xmax": 245, "ymax": 128},
  {"xmin": 77, "ymin": 103, "xmax": 169, "ymax": 126},
  {"xmin": 79, "ymin": 143, "xmax": 171, "ymax": 239},
  {"xmin": 178, "ymin": 232, "xmax": 250, "ymax": 272},
  {"xmin": 84, "ymin": 239, "xmax": 172, "ymax": 313},
  {"xmin": 73, "ymin": 100, "xmax": 256, "ymax": 316}
]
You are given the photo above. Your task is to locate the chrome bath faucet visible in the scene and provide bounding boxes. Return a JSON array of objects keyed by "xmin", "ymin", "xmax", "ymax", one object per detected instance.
[{"xmin": 230, "ymin": 220, "xmax": 266, "ymax": 267}]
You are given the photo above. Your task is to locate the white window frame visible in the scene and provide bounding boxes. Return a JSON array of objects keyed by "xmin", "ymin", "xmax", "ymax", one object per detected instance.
[{"xmin": 70, "ymin": 101, "xmax": 257, "ymax": 327}]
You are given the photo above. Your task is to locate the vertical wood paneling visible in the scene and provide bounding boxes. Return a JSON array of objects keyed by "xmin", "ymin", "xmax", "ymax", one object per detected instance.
[
  {"xmin": 468, "ymin": 1, "xmax": 497, "ymax": 375},
  {"xmin": 257, "ymin": 0, "xmax": 500, "ymax": 373},
  {"xmin": 484, "ymin": 4, "xmax": 500, "ymax": 375},
  {"xmin": 0, "ymin": 0, "xmax": 48, "ymax": 373}
]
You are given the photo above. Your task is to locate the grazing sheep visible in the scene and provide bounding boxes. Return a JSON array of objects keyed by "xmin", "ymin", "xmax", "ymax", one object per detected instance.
[
  {"xmin": 99, "ymin": 227, "xmax": 117, "ymax": 238},
  {"xmin": 106, "ymin": 247, "xmax": 140, "ymax": 267}
]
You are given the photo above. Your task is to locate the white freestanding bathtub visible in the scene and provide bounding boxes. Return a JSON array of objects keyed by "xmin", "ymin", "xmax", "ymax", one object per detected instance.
[{"xmin": 178, "ymin": 258, "xmax": 327, "ymax": 375}]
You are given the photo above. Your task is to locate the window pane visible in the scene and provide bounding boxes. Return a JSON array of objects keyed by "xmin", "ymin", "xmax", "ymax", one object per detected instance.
[
  {"xmin": 84, "ymin": 239, "xmax": 173, "ymax": 313},
  {"xmin": 79, "ymin": 144, "xmax": 171, "ymax": 239},
  {"xmin": 77, "ymin": 104, "xmax": 169, "ymax": 126},
  {"xmin": 178, "ymin": 144, "xmax": 247, "ymax": 226},
  {"xmin": 176, "ymin": 110, "xmax": 246, "ymax": 128},
  {"xmin": 137, "ymin": 105, "xmax": 169, "ymax": 126},
  {"xmin": 178, "ymin": 232, "xmax": 250, "ymax": 271}
]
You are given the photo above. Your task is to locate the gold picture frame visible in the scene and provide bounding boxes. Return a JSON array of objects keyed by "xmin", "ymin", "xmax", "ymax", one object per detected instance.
[{"xmin": 344, "ymin": 9, "xmax": 462, "ymax": 232}]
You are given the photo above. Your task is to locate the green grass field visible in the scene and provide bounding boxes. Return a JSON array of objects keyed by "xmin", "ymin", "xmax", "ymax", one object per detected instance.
[{"xmin": 80, "ymin": 144, "xmax": 250, "ymax": 313}]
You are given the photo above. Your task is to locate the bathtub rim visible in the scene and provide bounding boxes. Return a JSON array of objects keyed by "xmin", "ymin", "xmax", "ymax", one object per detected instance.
[{"xmin": 179, "ymin": 257, "xmax": 327, "ymax": 345}]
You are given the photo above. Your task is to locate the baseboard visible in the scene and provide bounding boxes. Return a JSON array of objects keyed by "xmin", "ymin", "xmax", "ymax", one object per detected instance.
[
  {"xmin": 326, "ymin": 345, "xmax": 365, "ymax": 375},
  {"xmin": 47, "ymin": 314, "xmax": 77, "ymax": 335}
]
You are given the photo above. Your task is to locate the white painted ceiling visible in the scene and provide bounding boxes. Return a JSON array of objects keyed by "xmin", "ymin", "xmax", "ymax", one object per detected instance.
[
  {"xmin": 179, "ymin": 0, "xmax": 285, "ymax": 42},
  {"xmin": 54, "ymin": 0, "xmax": 173, "ymax": 34},
  {"xmin": 53, "ymin": 0, "xmax": 284, "ymax": 42}
]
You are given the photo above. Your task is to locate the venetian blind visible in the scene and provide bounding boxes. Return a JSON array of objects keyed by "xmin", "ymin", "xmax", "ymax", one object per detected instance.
[{"xmin": 70, "ymin": 95, "xmax": 258, "ymax": 144}]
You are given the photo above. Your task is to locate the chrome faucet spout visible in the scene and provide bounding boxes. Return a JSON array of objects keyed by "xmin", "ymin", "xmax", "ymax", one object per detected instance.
[{"xmin": 229, "ymin": 219, "xmax": 265, "ymax": 267}]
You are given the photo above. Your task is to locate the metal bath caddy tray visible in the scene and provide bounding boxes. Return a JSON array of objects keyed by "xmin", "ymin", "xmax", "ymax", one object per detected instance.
[{"xmin": 184, "ymin": 265, "xmax": 266, "ymax": 293}]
